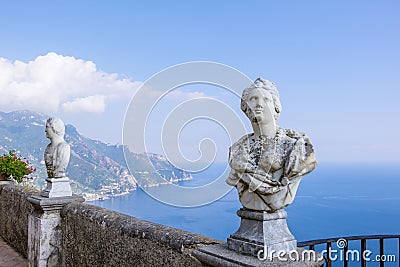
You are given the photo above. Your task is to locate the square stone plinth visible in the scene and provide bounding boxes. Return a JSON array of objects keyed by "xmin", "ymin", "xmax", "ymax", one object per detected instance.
[
  {"xmin": 227, "ymin": 209, "xmax": 297, "ymax": 258},
  {"xmin": 41, "ymin": 177, "xmax": 73, "ymax": 198}
]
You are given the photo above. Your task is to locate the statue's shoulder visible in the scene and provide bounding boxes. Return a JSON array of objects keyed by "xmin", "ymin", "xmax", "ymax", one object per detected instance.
[
  {"xmin": 281, "ymin": 128, "xmax": 307, "ymax": 140},
  {"xmin": 229, "ymin": 134, "xmax": 252, "ymax": 156},
  {"xmin": 229, "ymin": 134, "xmax": 252, "ymax": 161},
  {"xmin": 231, "ymin": 134, "xmax": 252, "ymax": 148},
  {"xmin": 281, "ymin": 127, "xmax": 315, "ymax": 152},
  {"xmin": 55, "ymin": 141, "xmax": 70, "ymax": 153},
  {"xmin": 57, "ymin": 141, "xmax": 70, "ymax": 148}
]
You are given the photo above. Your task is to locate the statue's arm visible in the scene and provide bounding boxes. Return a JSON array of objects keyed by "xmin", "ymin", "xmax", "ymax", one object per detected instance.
[{"xmin": 284, "ymin": 133, "xmax": 317, "ymax": 179}]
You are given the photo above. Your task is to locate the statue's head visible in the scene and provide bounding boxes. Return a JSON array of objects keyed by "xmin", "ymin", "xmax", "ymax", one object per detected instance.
[
  {"xmin": 241, "ymin": 78, "xmax": 282, "ymax": 122},
  {"xmin": 45, "ymin": 117, "xmax": 65, "ymax": 139}
]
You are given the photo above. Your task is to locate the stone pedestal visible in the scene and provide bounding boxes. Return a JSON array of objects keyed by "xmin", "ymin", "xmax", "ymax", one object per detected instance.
[
  {"xmin": 227, "ymin": 209, "xmax": 296, "ymax": 258},
  {"xmin": 27, "ymin": 195, "xmax": 84, "ymax": 267},
  {"xmin": 194, "ymin": 244, "xmax": 324, "ymax": 267},
  {"xmin": 194, "ymin": 208, "xmax": 326, "ymax": 266},
  {"xmin": 41, "ymin": 177, "xmax": 73, "ymax": 198}
]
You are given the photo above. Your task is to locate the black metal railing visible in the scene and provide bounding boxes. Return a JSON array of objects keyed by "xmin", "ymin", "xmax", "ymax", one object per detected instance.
[{"xmin": 298, "ymin": 235, "xmax": 400, "ymax": 267}]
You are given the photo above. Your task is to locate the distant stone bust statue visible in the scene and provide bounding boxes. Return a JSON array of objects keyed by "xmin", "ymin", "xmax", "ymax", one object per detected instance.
[
  {"xmin": 44, "ymin": 118, "xmax": 70, "ymax": 178},
  {"xmin": 226, "ymin": 78, "xmax": 317, "ymax": 212}
]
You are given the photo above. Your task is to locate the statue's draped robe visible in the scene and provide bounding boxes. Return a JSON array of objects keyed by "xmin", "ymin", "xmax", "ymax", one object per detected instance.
[
  {"xmin": 226, "ymin": 127, "xmax": 316, "ymax": 210},
  {"xmin": 44, "ymin": 142, "xmax": 71, "ymax": 178}
]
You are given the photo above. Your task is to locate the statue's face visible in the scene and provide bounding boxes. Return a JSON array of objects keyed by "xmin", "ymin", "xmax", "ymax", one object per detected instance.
[
  {"xmin": 246, "ymin": 88, "xmax": 276, "ymax": 124},
  {"xmin": 45, "ymin": 123, "xmax": 54, "ymax": 139}
]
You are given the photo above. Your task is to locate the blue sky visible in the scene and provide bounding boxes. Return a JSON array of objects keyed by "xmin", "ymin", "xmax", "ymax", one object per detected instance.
[{"xmin": 0, "ymin": 1, "xmax": 399, "ymax": 163}]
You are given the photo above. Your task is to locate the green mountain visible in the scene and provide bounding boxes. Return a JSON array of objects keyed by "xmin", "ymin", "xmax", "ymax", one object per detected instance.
[{"xmin": 0, "ymin": 110, "xmax": 191, "ymax": 199}]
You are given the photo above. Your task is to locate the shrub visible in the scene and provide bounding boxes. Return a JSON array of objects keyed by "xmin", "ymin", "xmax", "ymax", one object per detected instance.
[{"xmin": 0, "ymin": 150, "xmax": 36, "ymax": 183}]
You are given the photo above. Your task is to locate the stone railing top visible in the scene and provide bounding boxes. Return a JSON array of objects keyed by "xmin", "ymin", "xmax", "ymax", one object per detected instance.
[{"xmin": 61, "ymin": 202, "xmax": 221, "ymax": 252}]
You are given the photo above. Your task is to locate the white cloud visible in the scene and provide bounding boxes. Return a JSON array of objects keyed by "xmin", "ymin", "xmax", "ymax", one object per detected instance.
[
  {"xmin": 0, "ymin": 52, "xmax": 142, "ymax": 113},
  {"xmin": 62, "ymin": 95, "xmax": 106, "ymax": 113},
  {"xmin": 165, "ymin": 90, "xmax": 208, "ymax": 100}
]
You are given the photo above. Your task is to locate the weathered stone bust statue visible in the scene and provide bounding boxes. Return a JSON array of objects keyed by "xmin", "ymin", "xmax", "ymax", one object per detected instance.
[
  {"xmin": 226, "ymin": 78, "xmax": 317, "ymax": 212},
  {"xmin": 195, "ymin": 78, "xmax": 322, "ymax": 263},
  {"xmin": 44, "ymin": 118, "xmax": 70, "ymax": 178}
]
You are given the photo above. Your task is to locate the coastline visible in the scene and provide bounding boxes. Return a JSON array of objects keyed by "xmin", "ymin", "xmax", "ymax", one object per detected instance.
[{"xmin": 83, "ymin": 176, "xmax": 193, "ymax": 201}]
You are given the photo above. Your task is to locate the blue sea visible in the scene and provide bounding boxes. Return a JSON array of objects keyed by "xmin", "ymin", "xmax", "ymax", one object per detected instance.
[{"xmin": 91, "ymin": 163, "xmax": 400, "ymax": 266}]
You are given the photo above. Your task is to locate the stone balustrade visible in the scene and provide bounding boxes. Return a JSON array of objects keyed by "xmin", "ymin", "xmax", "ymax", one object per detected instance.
[
  {"xmin": 0, "ymin": 184, "xmax": 323, "ymax": 266},
  {"xmin": 0, "ymin": 184, "xmax": 37, "ymax": 258},
  {"xmin": 0, "ymin": 184, "xmax": 220, "ymax": 266}
]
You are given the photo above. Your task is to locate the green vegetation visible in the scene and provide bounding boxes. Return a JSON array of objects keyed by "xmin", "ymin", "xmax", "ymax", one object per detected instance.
[{"xmin": 0, "ymin": 150, "xmax": 36, "ymax": 183}]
